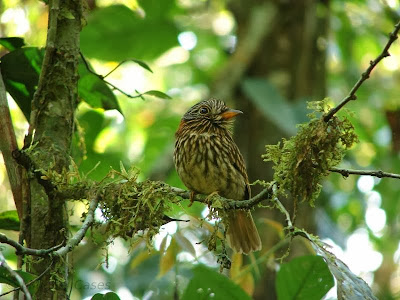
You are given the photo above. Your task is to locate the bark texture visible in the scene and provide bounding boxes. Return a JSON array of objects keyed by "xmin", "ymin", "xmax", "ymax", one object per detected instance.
[{"xmin": 26, "ymin": 0, "xmax": 82, "ymax": 298}]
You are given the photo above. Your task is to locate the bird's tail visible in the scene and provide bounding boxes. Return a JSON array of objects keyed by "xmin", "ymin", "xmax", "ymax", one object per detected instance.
[{"xmin": 226, "ymin": 211, "xmax": 261, "ymax": 254}]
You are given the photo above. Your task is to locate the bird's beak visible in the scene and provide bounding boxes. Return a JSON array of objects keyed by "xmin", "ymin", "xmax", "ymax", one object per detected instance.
[{"xmin": 220, "ymin": 109, "xmax": 243, "ymax": 120}]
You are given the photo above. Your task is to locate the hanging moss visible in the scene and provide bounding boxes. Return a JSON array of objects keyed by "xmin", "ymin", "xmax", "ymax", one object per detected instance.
[
  {"xmin": 263, "ymin": 99, "xmax": 358, "ymax": 206},
  {"xmin": 98, "ymin": 167, "xmax": 180, "ymax": 248}
]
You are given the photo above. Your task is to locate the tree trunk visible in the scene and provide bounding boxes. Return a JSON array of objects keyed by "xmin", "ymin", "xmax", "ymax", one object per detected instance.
[{"xmin": 26, "ymin": 0, "xmax": 82, "ymax": 298}]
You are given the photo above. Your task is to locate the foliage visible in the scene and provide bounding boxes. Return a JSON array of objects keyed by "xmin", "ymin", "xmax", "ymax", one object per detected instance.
[
  {"xmin": 263, "ymin": 99, "xmax": 358, "ymax": 206},
  {"xmin": 275, "ymin": 255, "xmax": 334, "ymax": 300}
]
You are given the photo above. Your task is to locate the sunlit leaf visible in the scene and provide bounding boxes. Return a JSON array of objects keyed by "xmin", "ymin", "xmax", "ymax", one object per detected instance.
[
  {"xmin": 130, "ymin": 250, "xmax": 156, "ymax": 270},
  {"xmin": 314, "ymin": 245, "xmax": 378, "ymax": 300},
  {"xmin": 239, "ymin": 272, "xmax": 255, "ymax": 296},
  {"xmin": 142, "ymin": 90, "xmax": 172, "ymax": 99},
  {"xmin": 0, "ymin": 37, "xmax": 25, "ymax": 51},
  {"xmin": 158, "ymin": 237, "xmax": 179, "ymax": 278},
  {"xmin": 230, "ymin": 253, "xmax": 243, "ymax": 279},
  {"xmin": 131, "ymin": 59, "xmax": 153, "ymax": 73},
  {"xmin": 175, "ymin": 232, "xmax": 196, "ymax": 257},
  {"xmin": 182, "ymin": 265, "xmax": 252, "ymax": 300},
  {"xmin": 0, "ymin": 210, "xmax": 20, "ymax": 231},
  {"xmin": 276, "ymin": 255, "xmax": 334, "ymax": 300}
]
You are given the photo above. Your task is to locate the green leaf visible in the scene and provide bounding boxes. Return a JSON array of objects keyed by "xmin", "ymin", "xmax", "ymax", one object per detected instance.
[
  {"xmin": 182, "ymin": 265, "xmax": 252, "ymax": 300},
  {"xmin": 242, "ymin": 78, "xmax": 300, "ymax": 135},
  {"xmin": 80, "ymin": 4, "xmax": 179, "ymax": 61},
  {"xmin": 0, "ymin": 37, "xmax": 25, "ymax": 51},
  {"xmin": 91, "ymin": 292, "xmax": 121, "ymax": 300},
  {"xmin": 0, "ymin": 268, "xmax": 39, "ymax": 296},
  {"xmin": 276, "ymin": 255, "xmax": 334, "ymax": 300},
  {"xmin": 0, "ymin": 47, "xmax": 44, "ymax": 120},
  {"xmin": 131, "ymin": 59, "xmax": 153, "ymax": 73},
  {"xmin": 78, "ymin": 59, "xmax": 122, "ymax": 113},
  {"xmin": 0, "ymin": 210, "xmax": 20, "ymax": 231},
  {"xmin": 142, "ymin": 90, "xmax": 171, "ymax": 99},
  {"xmin": 315, "ymin": 245, "xmax": 377, "ymax": 300}
]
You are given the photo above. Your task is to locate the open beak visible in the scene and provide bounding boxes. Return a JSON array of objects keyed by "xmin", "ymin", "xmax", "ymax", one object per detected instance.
[{"xmin": 220, "ymin": 108, "xmax": 243, "ymax": 120}]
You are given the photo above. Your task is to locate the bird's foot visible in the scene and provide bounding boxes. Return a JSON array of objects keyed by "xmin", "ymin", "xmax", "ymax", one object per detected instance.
[
  {"xmin": 205, "ymin": 191, "xmax": 220, "ymax": 206},
  {"xmin": 188, "ymin": 191, "xmax": 196, "ymax": 207}
]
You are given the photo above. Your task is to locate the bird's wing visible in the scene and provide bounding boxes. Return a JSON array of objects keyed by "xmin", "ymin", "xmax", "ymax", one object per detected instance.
[{"xmin": 227, "ymin": 137, "xmax": 251, "ymax": 200}]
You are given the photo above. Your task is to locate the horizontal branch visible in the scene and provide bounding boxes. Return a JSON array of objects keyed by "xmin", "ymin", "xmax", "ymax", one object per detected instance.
[
  {"xmin": 171, "ymin": 185, "xmax": 273, "ymax": 209},
  {"xmin": 0, "ymin": 193, "xmax": 99, "ymax": 258},
  {"xmin": 324, "ymin": 20, "xmax": 400, "ymax": 122},
  {"xmin": 330, "ymin": 167, "xmax": 400, "ymax": 179},
  {"xmin": 0, "ymin": 233, "xmax": 62, "ymax": 257}
]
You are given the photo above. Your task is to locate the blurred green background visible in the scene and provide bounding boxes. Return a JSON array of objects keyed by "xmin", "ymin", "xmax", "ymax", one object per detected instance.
[{"xmin": 1, "ymin": 0, "xmax": 400, "ymax": 299}]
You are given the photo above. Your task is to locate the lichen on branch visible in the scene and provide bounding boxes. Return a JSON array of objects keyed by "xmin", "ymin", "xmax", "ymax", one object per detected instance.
[{"xmin": 263, "ymin": 99, "xmax": 358, "ymax": 206}]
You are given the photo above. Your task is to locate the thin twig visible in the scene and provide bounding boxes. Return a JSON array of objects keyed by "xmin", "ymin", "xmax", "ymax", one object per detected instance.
[
  {"xmin": 330, "ymin": 167, "xmax": 400, "ymax": 179},
  {"xmin": 0, "ymin": 260, "xmax": 53, "ymax": 298},
  {"xmin": 0, "ymin": 193, "xmax": 98, "ymax": 258},
  {"xmin": 79, "ymin": 53, "xmax": 148, "ymax": 99},
  {"xmin": 324, "ymin": 20, "xmax": 400, "ymax": 122},
  {"xmin": 0, "ymin": 251, "xmax": 31, "ymax": 300},
  {"xmin": 0, "ymin": 234, "xmax": 63, "ymax": 257},
  {"xmin": 53, "ymin": 192, "xmax": 99, "ymax": 257}
]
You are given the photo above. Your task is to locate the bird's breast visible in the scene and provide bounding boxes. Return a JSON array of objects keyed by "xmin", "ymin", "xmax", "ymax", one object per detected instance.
[{"xmin": 174, "ymin": 132, "xmax": 246, "ymax": 199}]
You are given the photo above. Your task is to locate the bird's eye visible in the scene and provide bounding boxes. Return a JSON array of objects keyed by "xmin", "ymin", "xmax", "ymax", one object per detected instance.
[{"xmin": 199, "ymin": 107, "xmax": 209, "ymax": 114}]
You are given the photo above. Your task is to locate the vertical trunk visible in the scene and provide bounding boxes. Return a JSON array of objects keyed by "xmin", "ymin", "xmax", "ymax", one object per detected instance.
[
  {"xmin": 26, "ymin": 0, "xmax": 81, "ymax": 298},
  {"xmin": 214, "ymin": 0, "xmax": 329, "ymax": 298}
]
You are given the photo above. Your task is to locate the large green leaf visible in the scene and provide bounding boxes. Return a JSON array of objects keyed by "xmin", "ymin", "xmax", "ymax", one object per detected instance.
[
  {"xmin": 242, "ymin": 78, "xmax": 303, "ymax": 135},
  {"xmin": 80, "ymin": 3, "xmax": 179, "ymax": 61},
  {"xmin": 0, "ymin": 47, "xmax": 121, "ymax": 120},
  {"xmin": 0, "ymin": 37, "xmax": 25, "ymax": 51},
  {"xmin": 0, "ymin": 210, "xmax": 20, "ymax": 231},
  {"xmin": 182, "ymin": 265, "xmax": 251, "ymax": 300},
  {"xmin": 276, "ymin": 255, "xmax": 334, "ymax": 300},
  {"xmin": 91, "ymin": 292, "xmax": 121, "ymax": 300},
  {"xmin": 315, "ymin": 245, "xmax": 377, "ymax": 300},
  {"xmin": 0, "ymin": 47, "xmax": 43, "ymax": 119},
  {"xmin": 0, "ymin": 268, "xmax": 39, "ymax": 295}
]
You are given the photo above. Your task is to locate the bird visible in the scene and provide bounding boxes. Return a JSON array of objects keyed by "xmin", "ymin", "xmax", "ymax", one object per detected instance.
[{"xmin": 174, "ymin": 98, "xmax": 262, "ymax": 254}]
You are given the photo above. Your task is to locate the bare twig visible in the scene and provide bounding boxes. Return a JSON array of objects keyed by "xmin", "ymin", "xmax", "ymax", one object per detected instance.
[
  {"xmin": 324, "ymin": 20, "xmax": 400, "ymax": 122},
  {"xmin": 53, "ymin": 192, "xmax": 99, "ymax": 257},
  {"xmin": 0, "ymin": 251, "xmax": 31, "ymax": 300},
  {"xmin": 0, "ymin": 193, "xmax": 98, "ymax": 258},
  {"xmin": 0, "ymin": 69, "xmax": 24, "ymax": 219},
  {"xmin": 0, "ymin": 260, "xmax": 53, "ymax": 298},
  {"xmin": 79, "ymin": 53, "xmax": 150, "ymax": 99},
  {"xmin": 0, "ymin": 234, "xmax": 62, "ymax": 257},
  {"xmin": 330, "ymin": 167, "xmax": 400, "ymax": 179}
]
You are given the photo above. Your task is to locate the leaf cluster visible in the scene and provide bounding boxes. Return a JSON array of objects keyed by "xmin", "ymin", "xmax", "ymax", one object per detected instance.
[{"xmin": 263, "ymin": 99, "xmax": 358, "ymax": 206}]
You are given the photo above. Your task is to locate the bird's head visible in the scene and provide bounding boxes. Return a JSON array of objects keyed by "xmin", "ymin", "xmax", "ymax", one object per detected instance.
[{"xmin": 181, "ymin": 98, "xmax": 242, "ymax": 133}]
